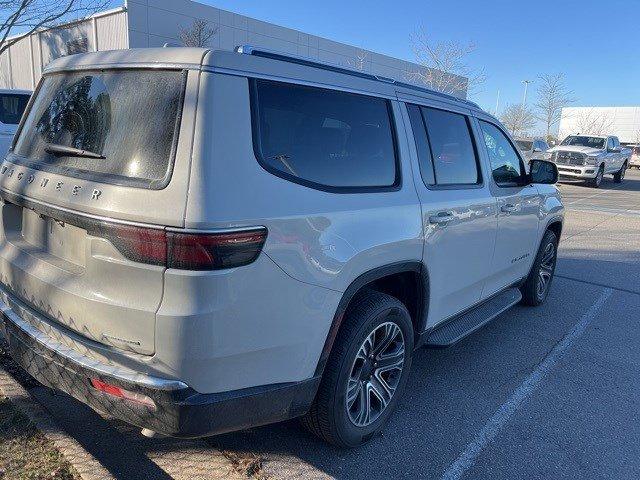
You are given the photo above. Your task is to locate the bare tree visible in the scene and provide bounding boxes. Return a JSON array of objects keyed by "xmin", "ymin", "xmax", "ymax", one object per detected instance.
[
  {"xmin": 179, "ymin": 19, "xmax": 218, "ymax": 48},
  {"xmin": 347, "ymin": 49, "xmax": 368, "ymax": 72},
  {"xmin": 500, "ymin": 104, "xmax": 536, "ymax": 137},
  {"xmin": 573, "ymin": 108, "xmax": 614, "ymax": 136},
  {"xmin": 534, "ymin": 73, "xmax": 575, "ymax": 139},
  {"xmin": 0, "ymin": 0, "xmax": 107, "ymax": 56},
  {"xmin": 406, "ymin": 26, "xmax": 486, "ymax": 97}
]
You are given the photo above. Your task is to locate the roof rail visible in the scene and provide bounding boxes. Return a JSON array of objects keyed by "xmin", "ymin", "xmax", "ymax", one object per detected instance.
[{"xmin": 234, "ymin": 45, "xmax": 480, "ymax": 110}]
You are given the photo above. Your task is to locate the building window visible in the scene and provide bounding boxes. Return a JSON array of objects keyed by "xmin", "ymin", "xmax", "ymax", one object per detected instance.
[{"xmin": 66, "ymin": 37, "xmax": 89, "ymax": 55}]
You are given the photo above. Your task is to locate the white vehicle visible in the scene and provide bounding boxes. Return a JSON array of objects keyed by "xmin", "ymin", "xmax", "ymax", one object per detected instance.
[
  {"xmin": 0, "ymin": 89, "xmax": 31, "ymax": 156},
  {"xmin": 515, "ymin": 138, "xmax": 550, "ymax": 161},
  {"xmin": 0, "ymin": 47, "xmax": 563, "ymax": 448},
  {"xmin": 548, "ymin": 135, "xmax": 629, "ymax": 187},
  {"xmin": 628, "ymin": 145, "xmax": 640, "ymax": 169}
]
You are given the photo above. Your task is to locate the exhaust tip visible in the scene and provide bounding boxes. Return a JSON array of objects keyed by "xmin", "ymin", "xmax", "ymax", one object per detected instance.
[{"xmin": 141, "ymin": 428, "xmax": 165, "ymax": 438}]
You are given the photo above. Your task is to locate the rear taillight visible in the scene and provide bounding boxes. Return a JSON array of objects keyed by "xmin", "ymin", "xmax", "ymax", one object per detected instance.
[
  {"xmin": 167, "ymin": 229, "xmax": 268, "ymax": 270},
  {"xmin": 93, "ymin": 222, "xmax": 267, "ymax": 270}
]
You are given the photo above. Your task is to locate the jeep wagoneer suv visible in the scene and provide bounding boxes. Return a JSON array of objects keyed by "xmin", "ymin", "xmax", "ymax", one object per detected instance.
[{"xmin": 0, "ymin": 46, "xmax": 563, "ymax": 448}]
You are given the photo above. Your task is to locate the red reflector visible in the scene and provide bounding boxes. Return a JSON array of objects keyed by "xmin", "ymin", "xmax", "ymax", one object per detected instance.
[{"xmin": 90, "ymin": 378, "xmax": 156, "ymax": 409}]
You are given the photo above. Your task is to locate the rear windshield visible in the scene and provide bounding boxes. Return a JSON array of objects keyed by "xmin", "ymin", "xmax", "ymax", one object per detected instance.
[
  {"xmin": 13, "ymin": 69, "xmax": 186, "ymax": 189},
  {"xmin": 0, "ymin": 93, "xmax": 30, "ymax": 125}
]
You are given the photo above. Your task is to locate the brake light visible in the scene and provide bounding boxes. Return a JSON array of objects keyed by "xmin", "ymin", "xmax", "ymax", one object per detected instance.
[
  {"xmin": 167, "ymin": 229, "xmax": 268, "ymax": 270},
  {"xmin": 95, "ymin": 222, "xmax": 267, "ymax": 270},
  {"xmin": 90, "ymin": 378, "xmax": 156, "ymax": 409}
]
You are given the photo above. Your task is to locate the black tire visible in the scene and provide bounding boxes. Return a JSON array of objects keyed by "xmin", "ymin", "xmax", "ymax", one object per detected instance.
[
  {"xmin": 613, "ymin": 161, "xmax": 627, "ymax": 183},
  {"xmin": 520, "ymin": 229, "xmax": 558, "ymax": 306},
  {"xmin": 301, "ymin": 291, "xmax": 414, "ymax": 448},
  {"xmin": 587, "ymin": 165, "xmax": 604, "ymax": 188}
]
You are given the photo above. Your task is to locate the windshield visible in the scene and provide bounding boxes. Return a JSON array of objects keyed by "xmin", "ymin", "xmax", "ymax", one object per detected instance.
[
  {"xmin": 0, "ymin": 93, "xmax": 30, "ymax": 125},
  {"xmin": 561, "ymin": 136, "xmax": 605, "ymax": 149},
  {"xmin": 13, "ymin": 69, "xmax": 185, "ymax": 189},
  {"xmin": 516, "ymin": 140, "xmax": 533, "ymax": 151}
]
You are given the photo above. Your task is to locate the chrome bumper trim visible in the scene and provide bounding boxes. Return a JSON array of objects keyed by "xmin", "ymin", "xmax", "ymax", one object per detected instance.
[{"xmin": 0, "ymin": 287, "xmax": 188, "ymax": 392}]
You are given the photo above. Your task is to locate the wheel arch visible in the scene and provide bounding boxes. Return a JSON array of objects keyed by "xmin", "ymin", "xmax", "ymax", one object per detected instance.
[
  {"xmin": 313, "ymin": 261, "xmax": 428, "ymax": 377},
  {"xmin": 546, "ymin": 218, "xmax": 563, "ymax": 242}
]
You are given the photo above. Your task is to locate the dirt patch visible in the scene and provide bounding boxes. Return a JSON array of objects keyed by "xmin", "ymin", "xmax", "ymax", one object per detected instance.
[
  {"xmin": 0, "ymin": 397, "xmax": 79, "ymax": 480},
  {"xmin": 221, "ymin": 450, "xmax": 265, "ymax": 479},
  {"xmin": 0, "ymin": 343, "xmax": 40, "ymax": 390}
]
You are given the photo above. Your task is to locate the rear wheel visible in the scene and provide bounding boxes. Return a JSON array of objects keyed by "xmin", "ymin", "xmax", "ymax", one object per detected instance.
[
  {"xmin": 614, "ymin": 161, "xmax": 627, "ymax": 183},
  {"xmin": 587, "ymin": 165, "xmax": 604, "ymax": 188},
  {"xmin": 520, "ymin": 230, "xmax": 558, "ymax": 306},
  {"xmin": 301, "ymin": 291, "xmax": 413, "ymax": 448}
]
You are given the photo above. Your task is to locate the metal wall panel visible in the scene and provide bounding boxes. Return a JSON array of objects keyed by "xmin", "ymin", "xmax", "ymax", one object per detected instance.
[
  {"xmin": 0, "ymin": 9, "xmax": 127, "ymax": 90},
  {"xmin": 559, "ymin": 107, "xmax": 640, "ymax": 144},
  {"xmin": 96, "ymin": 11, "xmax": 129, "ymax": 51}
]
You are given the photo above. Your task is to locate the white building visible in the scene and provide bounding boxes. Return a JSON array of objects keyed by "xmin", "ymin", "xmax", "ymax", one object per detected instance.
[
  {"xmin": 558, "ymin": 106, "xmax": 640, "ymax": 145},
  {"xmin": 0, "ymin": 0, "xmax": 467, "ymax": 97}
]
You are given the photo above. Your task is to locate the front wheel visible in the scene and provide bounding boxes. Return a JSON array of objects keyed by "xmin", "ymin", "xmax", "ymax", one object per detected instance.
[
  {"xmin": 614, "ymin": 162, "xmax": 627, "ymax": 183},
  {"xmin": 520, "ymin": 229, "xmax": 558, "ymax": 306},
  {"xmin": 587, "ymin": 166, "xmax": 604, "ymax": 188},
  {"xmin": 301, "ymin": 291, "xmax": 414, "ymax": 448}
]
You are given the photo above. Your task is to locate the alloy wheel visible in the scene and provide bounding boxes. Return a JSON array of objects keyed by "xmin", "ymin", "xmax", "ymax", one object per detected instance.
[
  {"xmin": 346, "ymin": 322, "xmax": 405, "ymax": 427},
  {"xmin": 595, "ymin": 168, "xmax": 603, "ymax": 186},
  {"xmin": 537, "ymin": 242, "xmax": 556, "ymax": 299}
]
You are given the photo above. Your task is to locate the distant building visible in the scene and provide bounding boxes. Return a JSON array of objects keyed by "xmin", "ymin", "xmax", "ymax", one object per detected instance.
[
  {"xmin": 0, "ymin": 0, "xmax": 467, "ymax": 97},
  {"xmin": 559, "ymin": 106, "xmax": 640, "ymax": 145}
]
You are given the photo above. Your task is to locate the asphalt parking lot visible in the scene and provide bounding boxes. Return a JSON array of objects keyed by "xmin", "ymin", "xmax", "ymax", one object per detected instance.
[{"xmin": 3, "ymin": 169, "xmax": 640, "ymax": 480}]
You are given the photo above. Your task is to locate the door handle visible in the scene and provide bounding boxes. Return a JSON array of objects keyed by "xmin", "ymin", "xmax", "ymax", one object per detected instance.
[
  {"xmin": 429, "ymin": 212, "xmax": 454, "ymax": 225},
  {"xmin": 501, "ymin": 204, "xmax": 517, "ymax": 213}
]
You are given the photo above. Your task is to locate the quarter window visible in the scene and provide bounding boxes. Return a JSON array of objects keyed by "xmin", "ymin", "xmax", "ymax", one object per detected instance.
[
  {"xmin": 251, "ymin": 80, "xmax": 398, "ymax": 190},
  {"xmin": 479, "ymin": 121, "xmax": 526, "ymax": 187}
]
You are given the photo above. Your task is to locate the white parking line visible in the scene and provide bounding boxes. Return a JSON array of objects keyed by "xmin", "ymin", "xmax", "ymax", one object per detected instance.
[
  {"xmin": 440, "ymin": 287, "xmax": 614, "ymax": 480},
  {"xmin": 564, "ymin": 187, "xmax": 622, "ymax": 205}
]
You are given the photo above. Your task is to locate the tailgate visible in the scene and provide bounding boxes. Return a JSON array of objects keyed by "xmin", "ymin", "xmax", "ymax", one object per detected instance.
[
  {"xmin": 0, "ymin": 199, "xmax": 163, "ymax": 354},
  {"xmin": 0, "ymin": 68, "xmax": 200, "ymax": 354}
]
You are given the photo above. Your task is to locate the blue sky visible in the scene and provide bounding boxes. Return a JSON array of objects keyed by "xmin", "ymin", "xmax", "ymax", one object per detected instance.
[{"xmin": 197, "ymin": 0, "xmax": 639, "ymax": 129}]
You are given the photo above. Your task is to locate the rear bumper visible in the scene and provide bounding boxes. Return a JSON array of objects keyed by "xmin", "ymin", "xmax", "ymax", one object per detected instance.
[{"xmin": 0, "ymin": 286, "xmax": 319, "ymax": 438}]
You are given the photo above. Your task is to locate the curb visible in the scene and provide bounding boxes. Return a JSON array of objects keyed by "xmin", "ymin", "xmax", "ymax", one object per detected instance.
[{"xmin": 0, "ymin": 364, "xmax": 116, "ymax": 480}]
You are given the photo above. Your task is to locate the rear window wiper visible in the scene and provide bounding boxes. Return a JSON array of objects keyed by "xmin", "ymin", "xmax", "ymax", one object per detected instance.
[{"xmin": 45, "ymin": 144, "xmax": 105, "ymax": 159}]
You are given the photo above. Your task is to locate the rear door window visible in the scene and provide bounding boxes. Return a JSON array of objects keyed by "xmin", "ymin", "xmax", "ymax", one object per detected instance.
[
  {"xmin": 420, "ymin": 107, "xmax": 481, "ymax": 185},
  {"xmin": 250, "ymin": 79, "xmax": 399, "ymax": 191},
  {"xmin": 0, "ymin": 93, "xmax": 30, "ymax": 125},
  {"xmin": 13, "ymin": 69, "xmax": 186, "ymax": 189}
]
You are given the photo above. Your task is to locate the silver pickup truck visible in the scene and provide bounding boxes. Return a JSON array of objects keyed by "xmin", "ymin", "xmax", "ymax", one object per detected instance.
[{"xmin": 548, "ymin": 135, "xmax": 629, "ymax": 187}]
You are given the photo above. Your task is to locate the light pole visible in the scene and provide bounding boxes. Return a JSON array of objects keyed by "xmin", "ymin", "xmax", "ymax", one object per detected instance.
[{"xmin": 521, "ymin": 80, "xmax": 533, "ymax": 107}]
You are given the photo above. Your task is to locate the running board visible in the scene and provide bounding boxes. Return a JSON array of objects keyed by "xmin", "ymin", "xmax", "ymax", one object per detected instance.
[{"xmin": 426, "ymin": 288, "xmax": 522, "ymax": 347}]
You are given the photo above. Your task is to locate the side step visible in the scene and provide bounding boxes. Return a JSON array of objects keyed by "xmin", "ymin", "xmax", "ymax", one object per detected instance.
[{"xmin": 426, "ymin": 288, "xmax": 522, "ymax": 347}]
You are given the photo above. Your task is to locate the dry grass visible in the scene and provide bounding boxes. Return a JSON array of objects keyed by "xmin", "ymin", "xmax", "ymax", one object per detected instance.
[{"xmin": 0, "ymin": 397, "xmax": 79, "ymax": 480}]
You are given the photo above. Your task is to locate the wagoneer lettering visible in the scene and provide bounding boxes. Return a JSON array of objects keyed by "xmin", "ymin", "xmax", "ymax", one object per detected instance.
[{"xmin": 0, "ymin": 46, "xmax": 564, "ymax": 448}]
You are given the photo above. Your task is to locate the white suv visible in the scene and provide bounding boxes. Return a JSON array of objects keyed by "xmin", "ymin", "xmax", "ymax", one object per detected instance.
[{"xmin": 0, "ymin": 46, "xmax": 564, "ymax": 448}]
